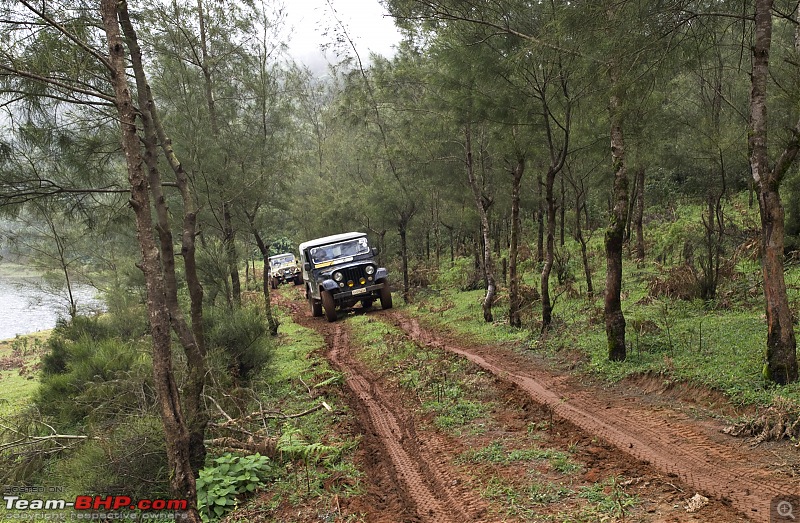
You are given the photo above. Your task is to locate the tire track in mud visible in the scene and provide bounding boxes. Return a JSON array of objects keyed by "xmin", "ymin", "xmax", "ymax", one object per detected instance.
[
  {"xmin": 388, "ymin": 312, "xmax": 799, "ymax": 523},
  {"xmin": 290, "ymin": 300, "xmax": 488, "ymax": 523}
]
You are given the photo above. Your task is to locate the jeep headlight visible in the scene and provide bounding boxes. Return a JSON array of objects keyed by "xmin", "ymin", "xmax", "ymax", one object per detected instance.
[
  {"xmin": 365, "ymin": 265, "xmax": 375, "ymax": 275},
  {"xmin": 333, "ymin": 271, "xmax": 343, "ymax": 282}
]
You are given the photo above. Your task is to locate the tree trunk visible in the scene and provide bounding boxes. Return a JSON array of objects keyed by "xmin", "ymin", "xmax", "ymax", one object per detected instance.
[
  {"xmin": 100, "ymin": 2, "xmax": 200, "ymax": 518},
  {"xmin": 465, "ymin": 124, "xmax": 495, "ymax": 322},
  {"xmin": 246, "ymin": 213, "xmax": 279, "ymax": 336},
  {"xmin": 399, "ymin": 218, "xmax": 411, "ymax": 302},
  {"xmin": 118, "ymin": 5, "xmax": 208, "ymax": 472},
  {"xmin": 537, "ymin": 173, "xmax": 544, "ymax": 263},
  {"xmin": 541, "ymin": 165, "xmax": 556, "ymax": 330},
  {"xmin": 576, "ymin": 184, "xmax": 594, "ymax": 298},
  {"xmin": 605, "ymin": 71, "xmax": 629, "ymax": 362},
  {"xmin": 508, "ymin": 157, "xmax": 524, "ymax": 328},
  {"xmin": 634, "ymin": 166, "xmax": 645, "ymax": 260},
  {"xmin": 559, "ymin": 175, "xmax": 566, "ymax": 247},
  {"xmin": 749, "ymin": 0, "xmax": 799, "ymax": 384},
  {"xmin": 223, "ymin": 203, "xmax": 241, "ymax": 306}
]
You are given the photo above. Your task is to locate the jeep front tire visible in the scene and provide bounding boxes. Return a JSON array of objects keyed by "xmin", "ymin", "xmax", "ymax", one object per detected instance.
[
  {"xmin": 321, "ymin": 290, "xmax": 337, "ymax": 322},
  {"xmin": 378, "ymin": 279, "xmax": 393, "ymax": 310},
  {"xmin": 309, "ymin": 292, "xmax": 322, "ymax": 317}
]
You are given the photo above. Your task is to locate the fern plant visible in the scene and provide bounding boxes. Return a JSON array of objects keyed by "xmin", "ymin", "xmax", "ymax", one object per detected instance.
[{"xmin": 277, "ymin": 423, "xmax": 338, "ymax": 493}]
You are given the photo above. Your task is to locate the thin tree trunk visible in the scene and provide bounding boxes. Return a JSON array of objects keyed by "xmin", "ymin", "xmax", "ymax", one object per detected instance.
[
  {"xmin": 541, "ymin": 165, "xmax": 556, "ymax": 329},
  {"xmin": 118, "ymin": 6, "xmax": 208, "ymax": 472},
  {"xmin": 223, "ymin": 203, "xmax": 241, "ymax": 306},
  {"xmin": 537, "ymin": 174, "xmax": 544, "ymax": 263},
  {"xmin": 559, "ymin": 174, "xmax": 566, "ymax": 247},
  {"xmin": 605, "ymin": 63, "xmax": 628, "ymax": 362},
  {"xmin": 749, "ymin": 0, "xmax": 799, "ymax": 384},
  {"xmin": 100, "ymin": 2, "xmax": 199, "ymax": 517},
  {"xmin": 575, "ymin": 181, "xmax": 594, "ymax": 297},
  {"xmin": 634, "ymin": 166, "xmax": 645, "ymax": 260},
  {"xmin": 399, "ymin": 218, "xmax": 410, "ymax": 302},
  {"xmin": 465, "ymin": 124, "xmax": 495, "ymax": 322},
  {"xmin": 508, "ymin": 157, "xmax": 524, "ymax": 328},
  {"xmin": 247, "ymin": 217, "xmax": 279, "ymax": 336}
]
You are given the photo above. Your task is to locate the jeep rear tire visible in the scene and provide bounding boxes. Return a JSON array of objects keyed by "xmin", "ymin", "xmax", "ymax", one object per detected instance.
[
  {"xmin": 378, "ymin": 279, "xmax": 393, "ymax": 310},
  {"xmin": 321, "ymin": 290, "xmax": 337, "ymax": 322}
]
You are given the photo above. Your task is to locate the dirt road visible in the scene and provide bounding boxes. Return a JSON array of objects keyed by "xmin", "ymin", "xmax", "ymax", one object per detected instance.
[{"xmin": 286, "ymin": 294, "xmax": 799, "ymax": 522}]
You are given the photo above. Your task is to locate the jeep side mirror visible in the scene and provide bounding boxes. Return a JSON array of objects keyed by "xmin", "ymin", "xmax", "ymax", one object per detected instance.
[
  {"xmin": 304, "ymin": 262, "xmax": 311, "ymax": 271},
  {"xmin": 371, "ymin": 247, "xmax": 380, "ymax": 256}
]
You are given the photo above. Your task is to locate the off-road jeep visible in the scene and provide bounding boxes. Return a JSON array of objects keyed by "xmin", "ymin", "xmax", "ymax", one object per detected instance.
[
  {"xmin": 299, "ymin": 232, "xmax": 392, "ymax": 322},
  {"xmin": 268, "ymin": 253, "xmax": 302, "ymax": 288}
]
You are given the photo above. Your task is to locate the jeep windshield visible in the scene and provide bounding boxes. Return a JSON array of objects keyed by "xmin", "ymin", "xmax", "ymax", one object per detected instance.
[
  {"xmin": 309, "ymin": 238, "xmax": 370, "ymax": 265},
  {"xmin": 270, "ymin": 254, "xmax": 295, "ymax": 268}
]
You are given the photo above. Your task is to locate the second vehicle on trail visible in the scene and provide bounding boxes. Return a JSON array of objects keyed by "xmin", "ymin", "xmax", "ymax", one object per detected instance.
[
  {"xmin": 268, "ymin": 252, "xmax": 303, "ymax": 288},
  {"xmin": 299, "ymin": 232, "xmax": 392, "ymax": 322}
]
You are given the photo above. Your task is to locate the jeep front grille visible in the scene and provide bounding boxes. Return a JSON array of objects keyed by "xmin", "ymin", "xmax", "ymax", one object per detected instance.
[{"xmin": 339, "ymin": 266, "xmax": 367, "ymax": 284}]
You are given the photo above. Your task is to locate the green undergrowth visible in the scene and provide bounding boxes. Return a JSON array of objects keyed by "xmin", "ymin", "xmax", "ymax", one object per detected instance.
[
  {"xmin": 407, "ymin": 196, "xmax": 800, "ymax": 413},
  {"xmin": 0, "ymin": 333, "xmax": 48, "ymax": 416},
  {"xmin": 221, "ymin": 302, "xmax": 363, "ymax": 523}
]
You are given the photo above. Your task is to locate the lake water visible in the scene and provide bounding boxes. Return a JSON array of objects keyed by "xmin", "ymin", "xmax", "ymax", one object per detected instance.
[{"xmin": 0, "ymin": 275, "xmax": 104, "ymax": 340}]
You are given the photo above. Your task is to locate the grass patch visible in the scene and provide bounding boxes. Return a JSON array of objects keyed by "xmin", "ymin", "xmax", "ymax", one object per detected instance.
[{"xmin": 348, "ymin": 314, "xmax": 493, "ymax": 435}]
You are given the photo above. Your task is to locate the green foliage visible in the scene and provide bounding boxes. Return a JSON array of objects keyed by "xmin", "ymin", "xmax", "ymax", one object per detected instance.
[
  {"xmin": 577, "ymin": 477, "xmax": 638, "ymax": 516},
  {"xmin": 435, "ymin": 256, "xmax": 482, "ymax": 292},
  {"xmin": 197, "ymin": 453, "xmax": 273, "ymax": 522},
  {"xmin": 52, "ymin": 415, "xmax": 169, "ymax": 500},
  {"xmin": 205, "ymin": 305, "xmax": 274, "ymax": 383},
  {"xmin": 36, "ymin": 318, "xmax": 152, "ymax": 428}
]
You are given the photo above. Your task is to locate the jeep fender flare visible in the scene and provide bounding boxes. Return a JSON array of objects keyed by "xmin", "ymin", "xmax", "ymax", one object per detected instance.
[
  {"xmin": 375, "ymin": 268, "xmax": 388, "ymax": 281},
  {"xmin": 320, "ymin": 279, "xmax": 339, "ymax": 292}
]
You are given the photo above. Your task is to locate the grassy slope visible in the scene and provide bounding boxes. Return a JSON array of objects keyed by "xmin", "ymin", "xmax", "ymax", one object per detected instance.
[{"xmin": 406, "ymin": 193, "xmax": 800, "ymax": 410}]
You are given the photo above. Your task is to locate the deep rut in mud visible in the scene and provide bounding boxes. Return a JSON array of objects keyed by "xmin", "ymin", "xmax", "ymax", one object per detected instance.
[{"xmin": 385, "ymin": 311, "xmax": 799, "ymax": 523}]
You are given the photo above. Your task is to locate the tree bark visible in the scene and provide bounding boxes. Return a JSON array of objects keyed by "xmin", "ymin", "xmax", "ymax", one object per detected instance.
[
  {"xmin": 508, "ymin": 157, "xmax": 524, "ymax": 328},
  {"xmin": 541, "ymin": 165, "xmax": 556, "ymax": 329},
  {"xmin": 634, "ymin": 166, "xmax": 645, "ymax": 260},
  {"xmin": 399, "ymin": 216, "xmax": 411, "ymax": 303},
  {"xmin": 118, "ymin": 5, "xmax": 208, "ymax": 472},
  {"xmin": 605, "ymin": 66, "xmax": 628, "ymax": 362},
  {"xmin": 223, "ymin": 203, "xmax": 241, "ymax": 306},
  {"xmin": 100, "ymin": 2, "xmax": 200, "ymax": 518},
  {"xmin": 749, "ymin": 0, "xmax": 799, "ymax": 384},
  {"xmin": 465, "ymin": 123, "xmax": 495, "ymax": 322},
  {"xmin": 246, "ymin": 216, "xmax": 279, "ymax": 336}
]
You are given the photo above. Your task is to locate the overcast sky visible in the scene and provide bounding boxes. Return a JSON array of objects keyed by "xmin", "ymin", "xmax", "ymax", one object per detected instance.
[{"xmin": 282, "ymin": 0, "xmax": 402, "ymax": 73}]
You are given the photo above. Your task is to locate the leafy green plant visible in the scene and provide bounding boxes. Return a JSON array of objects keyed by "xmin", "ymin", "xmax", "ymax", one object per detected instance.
[
  {"xmin": 196, "ymin": 453, "xmax": 273, "ymax": 522},
  {"xmin": 277, "ymin": 423, "xmax": 338, "ymax": 493}
]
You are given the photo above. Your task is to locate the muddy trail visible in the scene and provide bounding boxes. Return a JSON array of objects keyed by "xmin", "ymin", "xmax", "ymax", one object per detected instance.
[{"xmin": 282, "ymin": 290, "xmax": 798, "ymax": 522}]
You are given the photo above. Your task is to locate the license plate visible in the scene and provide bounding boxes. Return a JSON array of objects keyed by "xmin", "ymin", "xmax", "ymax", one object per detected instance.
[{"xmin": 351, "ymin": 288, "xmax": 367, "ymax": 295}]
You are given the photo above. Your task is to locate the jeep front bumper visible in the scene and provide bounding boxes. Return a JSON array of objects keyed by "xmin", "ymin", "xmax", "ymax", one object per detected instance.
[{"xmin": 332, "ymin": 282, "xmax": 385, "ymax": 301}]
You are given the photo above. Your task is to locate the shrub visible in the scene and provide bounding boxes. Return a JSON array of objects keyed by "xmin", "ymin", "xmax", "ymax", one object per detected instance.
[
  {"xmin": 197, "ymin": 453, "xmax": 273, "ymax": 522},
  {"xmin": 52, "ymin": 415, "xmax": 169, "ymax": 499},
  {"xmin": 36, "ymin": 332, "xmax": 152, "ymax": 429},
  {"xmin": 205, "ymin": 305, "xmax": 274, "ymax": 384}
]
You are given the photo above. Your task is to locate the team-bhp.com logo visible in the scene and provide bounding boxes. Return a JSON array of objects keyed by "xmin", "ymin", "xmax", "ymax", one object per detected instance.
[{"xmin": 4, "ymin": 495, "xmax": 188, "ymax": 518}]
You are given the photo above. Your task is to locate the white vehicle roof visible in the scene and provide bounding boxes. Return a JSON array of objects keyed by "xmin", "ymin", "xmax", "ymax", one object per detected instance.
[
  {"xmin": 298, "ymin": 232, "xmax": 367, "ymax": 253},
  {"xmin": 268, "ymin": 252, "xmax": 295, "ymax": 261}
]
